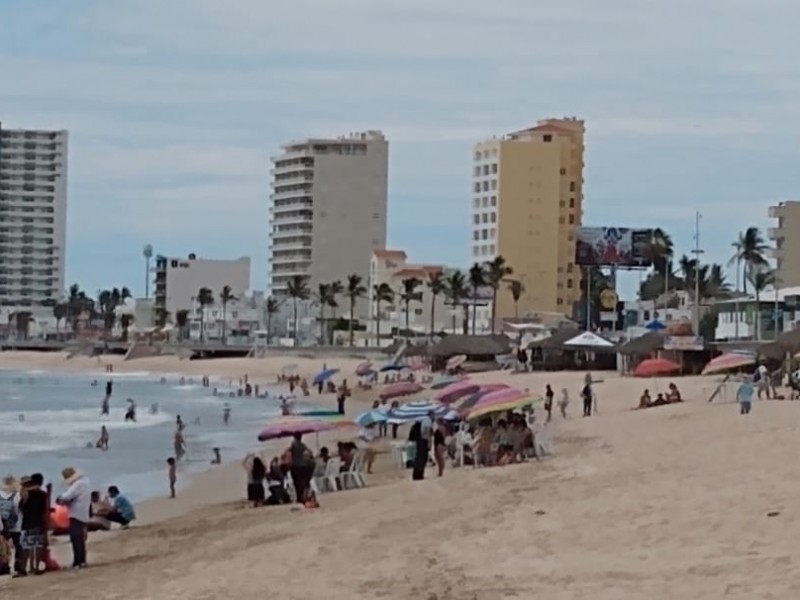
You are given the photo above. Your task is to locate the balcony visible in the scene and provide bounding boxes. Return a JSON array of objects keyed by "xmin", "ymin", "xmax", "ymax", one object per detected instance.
[
  {"xmin": 272, "ymin": 239, "xmax": 312, "ymax": 252},
  {"xmin": 271, "ymin": 186, "xmax": 313, "ymax": 201},
  {"xmin": 273, "ymin": 213, "xmax": 313, "ymax": 227},
  {"xmin": 769, "ymin": 205, "xmax": 784, "ymax": 219},
  {"xmin": 272, "ymin": 198, "xmax": 313, "ymax": 214},
  {"xmin": 271, "ymin": 254, "xmax": 312, "ymax": 266},
  {"xmin": 768, "ymin": 227, "xmax": 782, "ymax": 240},
  {"xmin": 272, "ymin": 228, "xmax": 312, "ymax": 240},
  {"xmin": 273, "ymin": 162, "xmax": 314, "ymax": 177}
]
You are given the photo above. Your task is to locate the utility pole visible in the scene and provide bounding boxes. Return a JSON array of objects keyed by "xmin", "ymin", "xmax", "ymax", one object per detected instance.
[
  {"xmin": 585, "ymin": 266, "xmax": 592, "ymax": 331},
  {"xmin": 692, "ymin": 212, "xmax": 703, "ymax": 336}
]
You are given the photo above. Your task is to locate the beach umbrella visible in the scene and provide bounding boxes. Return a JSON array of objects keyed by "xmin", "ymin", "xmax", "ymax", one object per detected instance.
[
  {"xmin": 467, "ymin": 394, "xmax": 543, "ymax": 421},
  {"xmin": 296, "ymin": 409, "xmax": 342, "ymax": 418},
  {"xmin": 463, "ymin": 387, "xmax": 527, "ymax": 417},
  {"xmin": 379, "ymin": 381, "xmax": 424, "ymax": 400},
  {"xmin": 429, "ymin": 374, "xmax": 466, "ymax": 390},
  {"xmin": 451, "ymin": 384, "xmax": 509, "ymax": 413},
  {"xmin": 312, "ymin": 368, "xmax": 340, "ymax": 385},
  {"xmin": 645, "ymin": 320, "xmax": 666, "ymax": 331},
  {"xmin": 380, "ymin": 363, "xmax": 405, "ymax": 372},
  {"xmin": 701, "ymin": 351, "xmax": 756, "ymax": 375},
  {"xmin": 446, "ymin": 354, "xmax": 467, "ymax": 370},
  {"xmin": 633, "ymin": 358, "xmax": 681, "ymax": 378},
  {"xmin": 257, "ymin": 416, "xmax": 350, "ymax": 442},
  {"xmin": 355, "ymin": 361, "xmax": 373, "ymax": 376},
  {"xmin": 354, "ymin": 410, "xmax": 388, "ymax": 427},
  {"xmin": 387, "ymin": 400, "xmax": 446, "ymax": 423},
  {"xmin": 435, "ymin": 380, "xmax": 481, "ymax": 403}
]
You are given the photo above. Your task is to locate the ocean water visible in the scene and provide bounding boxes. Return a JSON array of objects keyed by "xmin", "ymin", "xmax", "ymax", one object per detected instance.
[{"xmin": 0, "ymin": 369, "xmax": 293, "ymax": 502}]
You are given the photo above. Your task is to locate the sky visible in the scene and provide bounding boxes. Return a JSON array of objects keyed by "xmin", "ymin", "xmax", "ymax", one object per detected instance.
[{"xmin": 1, "ymin": 0, "xmax": 798, "ymax": 299}]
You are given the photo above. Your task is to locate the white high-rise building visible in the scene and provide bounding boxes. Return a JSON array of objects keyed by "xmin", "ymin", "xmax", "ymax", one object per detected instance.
[
  {"xmin": 0, "ymin": 123, "xmax": 68, "ymax": 309},
  {"xmin": 268, "ymin": 131, "xmax": 389, "ymax": 300}
]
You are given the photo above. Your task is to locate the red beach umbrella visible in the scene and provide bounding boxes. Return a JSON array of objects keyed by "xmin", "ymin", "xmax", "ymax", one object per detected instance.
[{"xmin": 633, "ymin": 358, "xmax": 681, "ymax": 378}]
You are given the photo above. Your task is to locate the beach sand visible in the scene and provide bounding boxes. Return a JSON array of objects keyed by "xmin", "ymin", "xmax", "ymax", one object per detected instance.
[{"xmin": 4, "ymin": 351, "xmax": 800, "ymax": 598}]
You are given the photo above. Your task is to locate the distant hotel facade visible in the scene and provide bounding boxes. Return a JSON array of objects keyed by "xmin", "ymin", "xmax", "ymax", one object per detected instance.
[
  {"xmin": 268, "ymin": 131, "xmax": 389, "ymax": 305},
  {"xmin": 768, "ymin": 201, "xmax": 800, "ymax": 288},
  {"xmin": 153, "ymin": 254, "xmax": 251, "ymax": 319},
  {"xmin": 472, "ymin": 118, "xmax": 585, "ymax": 319},
  {"xmin": 0, "ymin": 122, "xmax": 68, "ymax": 309}
]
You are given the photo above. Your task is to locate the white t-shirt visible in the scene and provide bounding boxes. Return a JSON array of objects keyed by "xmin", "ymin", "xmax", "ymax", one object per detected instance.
[
  {"xmin": 0, "ymin": 490, "xmax": 22, "ymax": 533},
  {"xmin": 757, "ymin": 365, "xmax": 768, "ymax": 381}
]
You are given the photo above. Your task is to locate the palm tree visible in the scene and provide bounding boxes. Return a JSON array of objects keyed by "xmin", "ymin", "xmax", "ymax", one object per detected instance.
[
  {"xmin": 119, "ymin": 314, "xmax": 134, "ymax": 342},
  {"xmin": 317, "ymin": 283, "xmax": 331, "ymax": 343},
  {"xmin": 507, "ymin": 279, "xmax": 525, "ymax": 318},
  {"xmin": 175, "ymin": 309, "xmax": 190, "ymax": 341},
  {"xmin": 706, "ymin": 264, "xmax": 731, "ymax": 299},
  {"xmin": 468, "ymin": 263, "xmax": 486, "ymax": 335},
  {"xmin": 729, "ymin": 227, "xmax": 769, "ymax": 293},
  {"xmin": 286, "ymin": 275, "xmax": 310, "ymax": 344},
  {"xmin": 97, "ymin": 287, "xmax": 131, "ymax": 340},
  {"xmin": 66, "ymin": 284, "xmax": 94, "ymax": 336},
  {"xmin": 400, "ymin": 277, "xmax": 422, "ymax": 333},
  {"xmin": 372, "ymin": 283, "xmax": 394, "ymax": 347},
  {"xmin": 484, "ymin": 256, "xmax": 513, "ymax": 333},
  {"xmin": 328, "ymin": 280, "xmax": 343, "ymax": 344},
  {"xmin": 444, "ymin": 271, "xmax": 469, "ymax": 334},
  {"xmin": 218, "ymin": 285, "xmax": 237, "ymax": 344},
  {"xmin": 649, "ymin": 228, "xmax": 674, "ymax": 276},
  {"xmin": 345, "ymin": 274, "xmax": 367, "ymax": 346},
  {"xmin": 747, "ymin": 265, "xmax": 776, "ymax": 340},
  {"xmin": 154, "ymin": 307, "xmax": 170, "ymax": 329},
  {"xmin": 53, "ymin": 301, "xmax": 68, "ymax": 340},
  {"xmin": 265, "ymin": 297, "xmax": 279, "ymax": 344},
  {"xmin": 196, "ymin": 287, "xmax": 214, "ymax": 341},
  {"xmin": 426, "ymin": 272, "xmax": 445, "ymax": 335}
]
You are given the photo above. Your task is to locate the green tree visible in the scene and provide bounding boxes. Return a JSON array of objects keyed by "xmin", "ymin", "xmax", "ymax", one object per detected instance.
[
  {"xmin": 53, "ymin": 301, "xmax": 68, "ymax": 339},
  {"xmin": 219, "ymin": 285, "xmax": 237, "ymax": 344},
  {"xmin": 66, "ymin": 284, "xmax": 94, "ymax": 336},
  {"xmin": 372, "ymin": 283, "xmax": 394, "ymax": 347},
  {"xmin": 468, "ymin": 263, "xmax": 486, "ymax": 335},
  {"xmin": 327, "ymin": 280, "xmax": 343, "ymax": 344},
  {"xmin": 154, "ymin": 307, "xmax": 170, "ymax": 329},
  {"xmin": 649, "ymin": 228, "xmax": 674, "ymax": 276},
  {"xmin": 400, "ymin": 277, "xmax": 422, "ymax": 333},
  {"xmin": 444, "ymin": 271, "xmax": 469, "ymax": 334},
  {"xmin": 426, "ymin": 271, "xmax": 446, "ymax": 335},
  {"xmin": 196, "ymin": 287, "xmax": 214, "ymax": 341},
  {"xmin": 97, "ymin": 287, "xmax": 131, "ymax": 340},
  {"xmin": 729, "ymin": 227, "xmax": 768, "ymax": 293},
  {"xmin": 507, "ymin": 279, "xmax": 525, "ymax": 318},
  {"xmin": 286, "ymin": 276, "xmax": 310, "ymax": 344},
  {"xmin": 345, "ymin": 274, "xmax": 367, "ymax": 346},
  {"xmin": 265, "ymin": 297, "xmax": 279, "ymax": 344},
  {"xmin": 747, "ymin": 265, "xmax": 776, "ymax": 341},
  {"xmin": 317, "ymin": 283, "xmax": 331, "ymax": 344},
  {"xmin": 484, "ymin": 256, "xmax": 513, "ymax": 333},
  {"xmin": 175, "ymin": 309, "xmax": 190, "ymax": 341}
]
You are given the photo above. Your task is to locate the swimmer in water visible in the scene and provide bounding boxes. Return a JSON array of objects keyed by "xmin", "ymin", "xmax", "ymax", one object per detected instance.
[
  {"xmin": 160, "ymin": 377, "xmax": 167, "ymax": 385},
  {"xmin": 174, "ymin": 429, "xmax": 186, "ymax": 461},
  {"xmin": 124, "ymin": 399, "xmax": 137, "ymax": 423},
  {"xmin": 211, "ymin": 447, "xmax": 222, "ymax": 464},
  {"xmin": 176, "ymin": 415, "xmax": 184, "ymax": 432},
  {"xmin": 97, "ymin": 425, "xmax": 109, "ymax": 451},
  {"xmin": 150, "ymin": 403, "xmax": 159, "ymax": 415},
  {"xmin": 18, "ymin": 413, "xmax": 24, "ymax": 422},
  {"xmin": 101, "ymin": 395, "xmax": 110, "ymax": 416},
  {"xmin": 223, "ymin": 403, "xmax": 231, "ymax": 425}
]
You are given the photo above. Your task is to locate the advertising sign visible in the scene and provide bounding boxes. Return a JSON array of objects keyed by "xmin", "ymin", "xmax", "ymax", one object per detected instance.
[
  {"xmin": 663, "ymin": 335, "xmax": 704, "ymax": 351},
  {"xmin": 576, "ymin": 227, "xmax": 654, "ymax": 267}
]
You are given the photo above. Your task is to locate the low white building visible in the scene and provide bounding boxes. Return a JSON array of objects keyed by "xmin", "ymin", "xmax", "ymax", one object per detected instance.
[
  {"xmin": 187, "ymin": 291, "xmax": 267, "ymax": 342},
  {"xmin": 713, "ymin": 286, "xmax": 800, "ymax": 341}
]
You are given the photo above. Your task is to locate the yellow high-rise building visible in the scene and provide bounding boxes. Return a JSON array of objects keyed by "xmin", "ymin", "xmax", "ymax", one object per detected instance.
[{"xmin": 471, "ymin": 118, "xmax": 585, "ymax": 319}]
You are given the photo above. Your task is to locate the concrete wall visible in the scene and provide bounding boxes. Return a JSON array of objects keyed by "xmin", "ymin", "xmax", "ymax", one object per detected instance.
[{"xmin": 160, "ymin": 256, "xmax": 251, "ymax": 317}]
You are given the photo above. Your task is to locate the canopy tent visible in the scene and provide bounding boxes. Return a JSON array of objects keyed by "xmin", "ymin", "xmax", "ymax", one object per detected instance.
[
  {"xmin": 563, "ymin": 331, "xmax": 616, "ymax": 350},
  {"xmin": 645, "ymin": 320, "xmax": 666, "ymax": 331},
  {"xmin": 354, "ymin": 410, "xmax": 388, "ymax": 427}
]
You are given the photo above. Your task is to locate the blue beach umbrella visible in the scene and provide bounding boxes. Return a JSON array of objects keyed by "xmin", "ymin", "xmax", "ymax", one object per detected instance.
[
  {"xmin": 387, "ymin": 400, "xmax": 446, "ymax": 424},
  {"xmin": 355, "ymin": 410, "xmax": 388, "ymax": 427},
  {"xmin": 312, "ymin": 368, "xmax": 340, "ymax": 385},
  {"xmin": 645, "ymin": 320, "xmax": 666, "ymax": 331}
]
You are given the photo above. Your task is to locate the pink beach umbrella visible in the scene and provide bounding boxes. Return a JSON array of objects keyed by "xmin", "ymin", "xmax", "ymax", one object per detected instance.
[
  {"xmin": 463, "ymin": 387, "xmax": 528, "ymax": 418},
  {"xmin": 436, "ymin": 380, "xmax": 508, "ymax": 404},
  {"xmin": 355, "ymin": 361, "xmax": 374, "ymax": 376},
  {"xmin": 701, "ymin": 351, "xmax": 756, "ymax": 375},
  {"xmin": 257, "ymin": 416, "xmax": 350, "ymax": 442},
  {"xmin": 379, "ymin": 381, "xmax": 424, "ymax": 400}
]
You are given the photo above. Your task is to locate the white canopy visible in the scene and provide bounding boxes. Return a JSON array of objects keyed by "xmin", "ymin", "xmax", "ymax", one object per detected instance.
[{"xmin": 563, "ymin": 331, "xmax": 615, "ymax": 348}]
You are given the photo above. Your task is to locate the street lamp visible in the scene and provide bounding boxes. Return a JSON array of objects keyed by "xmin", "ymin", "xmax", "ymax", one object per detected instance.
[
  {"xmin": 691, "ymin": 212, "xmax": 704, "ymax": 336},
  {"xmin": 143, "ymin": 244, "xmax": 153, "ymax": 299}
]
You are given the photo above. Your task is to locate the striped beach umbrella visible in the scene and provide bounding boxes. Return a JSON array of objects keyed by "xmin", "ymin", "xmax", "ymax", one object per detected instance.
[
  {"xmin": 430, "ymin": 374, "xmax": 466, "ymax": 390},
  {"xmin": 354, "ymin": 410, "xmax": 388, "ymax": 427},
  {"xmin": 387, "ymin": 400, "xmax": 446, "ymax": 424}
]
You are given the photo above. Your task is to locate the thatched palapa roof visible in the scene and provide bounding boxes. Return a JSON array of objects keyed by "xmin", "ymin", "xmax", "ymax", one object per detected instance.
[
  {"xmin": 617, "ymin": 332, "xmax": 664, "ymax": 356},
  {"xmin": 429, "ymin": 334, "xmax": 511, "ymax": 357},
  {"xmin": 758, "ymin": 328, "xmax": 800, "ymax": 360}
]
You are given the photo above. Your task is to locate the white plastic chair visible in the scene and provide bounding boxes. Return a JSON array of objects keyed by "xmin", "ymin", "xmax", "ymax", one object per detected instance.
[
  {"xmin": 535, "ymin": 425, "xmax": 553, "ymax": 456},
  {"xmin": 314, "ymin": 457, "xmax": 342, "ymax": 493},
  {"xmin": 337, "ymin": 450, "xmax": 366, "ymax": 489}
]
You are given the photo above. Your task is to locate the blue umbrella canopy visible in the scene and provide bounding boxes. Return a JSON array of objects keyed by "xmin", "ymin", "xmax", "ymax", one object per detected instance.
[
  {"xmin": 645, "ymin": 320, "xmax": 666, "ymax": 331},
  {"xmin": 312, "ymin": 368, "xmax": 340, "ymax": 385},
  {"xmin": 354, "ymin": 410, "xmax": 388, "ymax": 427}
]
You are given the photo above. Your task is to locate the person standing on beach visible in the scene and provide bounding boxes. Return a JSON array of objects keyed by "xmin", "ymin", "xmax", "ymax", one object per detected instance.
[
  {"xmin": 336, "ymin": 387, "xmax": 346, "ymax": 415},
  {"xmin": 0, "ymin": 475, "xmax": 24, "ymax": 577},
  {"xmin": 737, "ymin": 376, "xmax": 755, "ymax": 415},
  {"xmin": 582, "ymin": 382, "xmax": 593, "ymax": 417},
  {"xmin": 174, "ymin": 428, "xmax": 186, "ymax": 461},
  {"xmin": 101, "ymin": 394, "xmax": 110, "ymax": 416},
  {"xmin": 19, "ymin": 474, "xmax": 48, "ymax": 575},
  {"xmin": 544, "ymin": 385, "xmax": 554, "ymax": 422},
  {"xmin": 412, "ymin": 411, "xmax": 434, "ymax": 481},
  {"xmin": 287, "ymin": 433, "xmax": 313, "ymax": 504},
  {"xmin": 166, "ymin": 458, "xmax": 177, "ymax": 498},
  {"xmin": 97, "ymin": 426, "xmax": 109, "ymax": 451},
  {"xmin": 223, "ymin": 403, "xmax": 231, "ymax": 425},
  {"xmin": 55, "ymin": 468, "xmax": 91, "ymax": 570}
]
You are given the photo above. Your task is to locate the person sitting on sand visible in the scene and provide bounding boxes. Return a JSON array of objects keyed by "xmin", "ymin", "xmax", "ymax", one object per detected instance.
[
  {"xmin": 666, "ymin": 383, "xmax": 682, "ymax": 403},
  {"xmin": 651, "ymin": 393, "xmax": 668, "ymax": 407},
  {"xmin": 494, "ymin": 420, "xmax": 514, "ymax": 466},
  {"xmin": 266, "ymin": 458, "xmax": 290, "ymax": 505},
  {"xmin": 337, "ymin": 442, "xmax": 357, "ymax": 473},
  {"xmin": 88, "ymin": 491, "xmax": 111, "ymax": 531},
  {"xmin": 638, "ymin": 389, "xmax": 652, "ymax": 409},
  {"xmin": 106, "ymin": 486, "xmax": 136, "ymax": 528}
]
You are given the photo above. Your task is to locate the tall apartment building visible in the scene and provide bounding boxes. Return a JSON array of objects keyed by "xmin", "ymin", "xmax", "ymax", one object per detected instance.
[
  {"xmin": 768, "ymin": 201, "xmax": 800, "ymax": 288},
  {"xmin": 268, "ymin": 131, "xmax": 388, "ymax": 305},
  {"xmin": 153, "ymin": 254, "xmax": 251, "ymax": 319},
  {"xmin": 0, "ymin": 123, "xmax": 68, "ymax": 309},
  {"xmin": 471, "ymin": 118, "xmax": 585, "ymax": 318}
]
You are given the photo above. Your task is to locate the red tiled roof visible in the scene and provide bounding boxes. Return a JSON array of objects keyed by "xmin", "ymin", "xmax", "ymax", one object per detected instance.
[
  {"xmin": 392, "ymin": 265, "xmax": 443, "ymax": 279},
  {"xmin": 374, "ymin": 249, "xmax": 407, "ymax": 259}
]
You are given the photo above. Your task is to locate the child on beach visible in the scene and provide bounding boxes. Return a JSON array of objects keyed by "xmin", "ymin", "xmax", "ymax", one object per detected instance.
[{"xmin": 166, "ymin": 458, "xmax": 177, "ymax": 499}]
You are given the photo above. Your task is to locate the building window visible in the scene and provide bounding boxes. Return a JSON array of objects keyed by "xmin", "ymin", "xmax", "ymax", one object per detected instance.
[
  {"xmin": 543, "ymin": 135, "xmax": 552, "ymax": 142},
  {"xmin": 473, "ymin": 231, "xmax": 479, "ymax": 240},
  {"xmin": 481, "ymin": 245, "xmax": 488, "ymax": 255},
  {"xmin": 569, "ymin": 197, "xmax": 575, "ymax": 208},
  {"xmin": 490, "ymin": 180, "xmax": 497, "ymax": 190},
  {"xmin": 567, "ymin": 279, "xmax": 573, "ymax": 288},
  {"xmin": 560, "ymin": 168, "xmax": 566, "ymax": 175},
  {"xmin": 474, "ymin": 152, "xmax": 481, "ymax": 161},
  {"xmin": 490, "ymin": 213, "xmax": 496, "ymax": 223},
  {"xmin": 483, "ymin": 165, "xmax": 489, "ymax": 175},
  {"xmin": 490, "ymin": 196, "xmax": 496, "ymax": 206},
  {"xmin": 474, "ymin": 166, "xmax": 481, "ymax": 176},
  {"xmin": 568, "ymin": 214, "xmax": 575, "ymax": 224},
  {"xmin": 489, "ymin": 244, "xmax": 495, "ymax": 254},
  {"xmin": 559, "ymin": 216, "xmax": 565, "ymax": 224},
  {"xmin": 482, "ymin": 181, "xmax": 489, "ymax": 192},
  {"xmin": 569, "ymin": 181, "xmax": 576, "ymax": 192},
  {"xmin": 489, "ymin": 228, "xmax": 495, "ymax": 238},
  {"xmin": 473, "ymin": 214, "xmax": 479, "ymax": 224},
  {"xmin": 482, "ymin": 197, "xmax": 489, "ymax": 208},
  {"xmin": 481, "ymin": 213, "xmax": 488, "ymax": 223},
  {"xmin": 474, "ymin": 198, "xmax": 480, "ymax": 208},
  {"xmin": 559, "ymin": 200, "xmax": 565, "ymax": 207},
  {"xmin": 473, "ymin": 246, "xmax": 480, "ymax": 256},
  {"xmin": 567, "ymin": 262, "xmax": 573, "ymax": 273},
  {"xmin": 474, "ymin": 183, "xmax": 481, "ymax": 192},
  {"xmin": 482, "ymin": 229, "xmax": 488, "ymax": 240},
  {"xmin": 557, "ymin": 298, "xmax": 563, "ymax": 305},
  {"xmin": 414, "ymin": 308, "xmax": 423, "ymax": 316},
  {"xmin": 491, "ymin": 164, "xmax": 498, "ymax": 174},
  {"xmin": 483, "ymin": 150, "xmax": 490, "ymax": 158}
]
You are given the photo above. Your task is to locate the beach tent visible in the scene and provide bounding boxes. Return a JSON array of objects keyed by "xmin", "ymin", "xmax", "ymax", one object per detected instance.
[{"xmin": 563, "ymin": 331, "xmax": 616, "ymax": 350}]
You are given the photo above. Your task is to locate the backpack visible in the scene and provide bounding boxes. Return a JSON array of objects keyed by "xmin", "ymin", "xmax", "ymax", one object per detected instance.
[{"xmin": 0, "ymin": 493, "xmax": 19, "ymax": 532}]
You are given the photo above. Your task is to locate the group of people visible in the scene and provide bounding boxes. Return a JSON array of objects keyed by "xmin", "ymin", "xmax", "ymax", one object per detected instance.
[
  {"xmin": 241, "ymin": 433, "xmax": 318, "ymax": 508},
  {"xmin": 637, "ymin": 383, "xmax": 683, "ymax": 409},
  {"xmin": 0, "ymin": 467, "xmax": 137, "ymax": 577}
]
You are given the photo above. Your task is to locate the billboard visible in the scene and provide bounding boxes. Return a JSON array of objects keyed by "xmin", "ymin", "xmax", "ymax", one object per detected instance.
[{"xmin": 575, "ymin": 227, "xmax": 653, "ymax": 267}]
